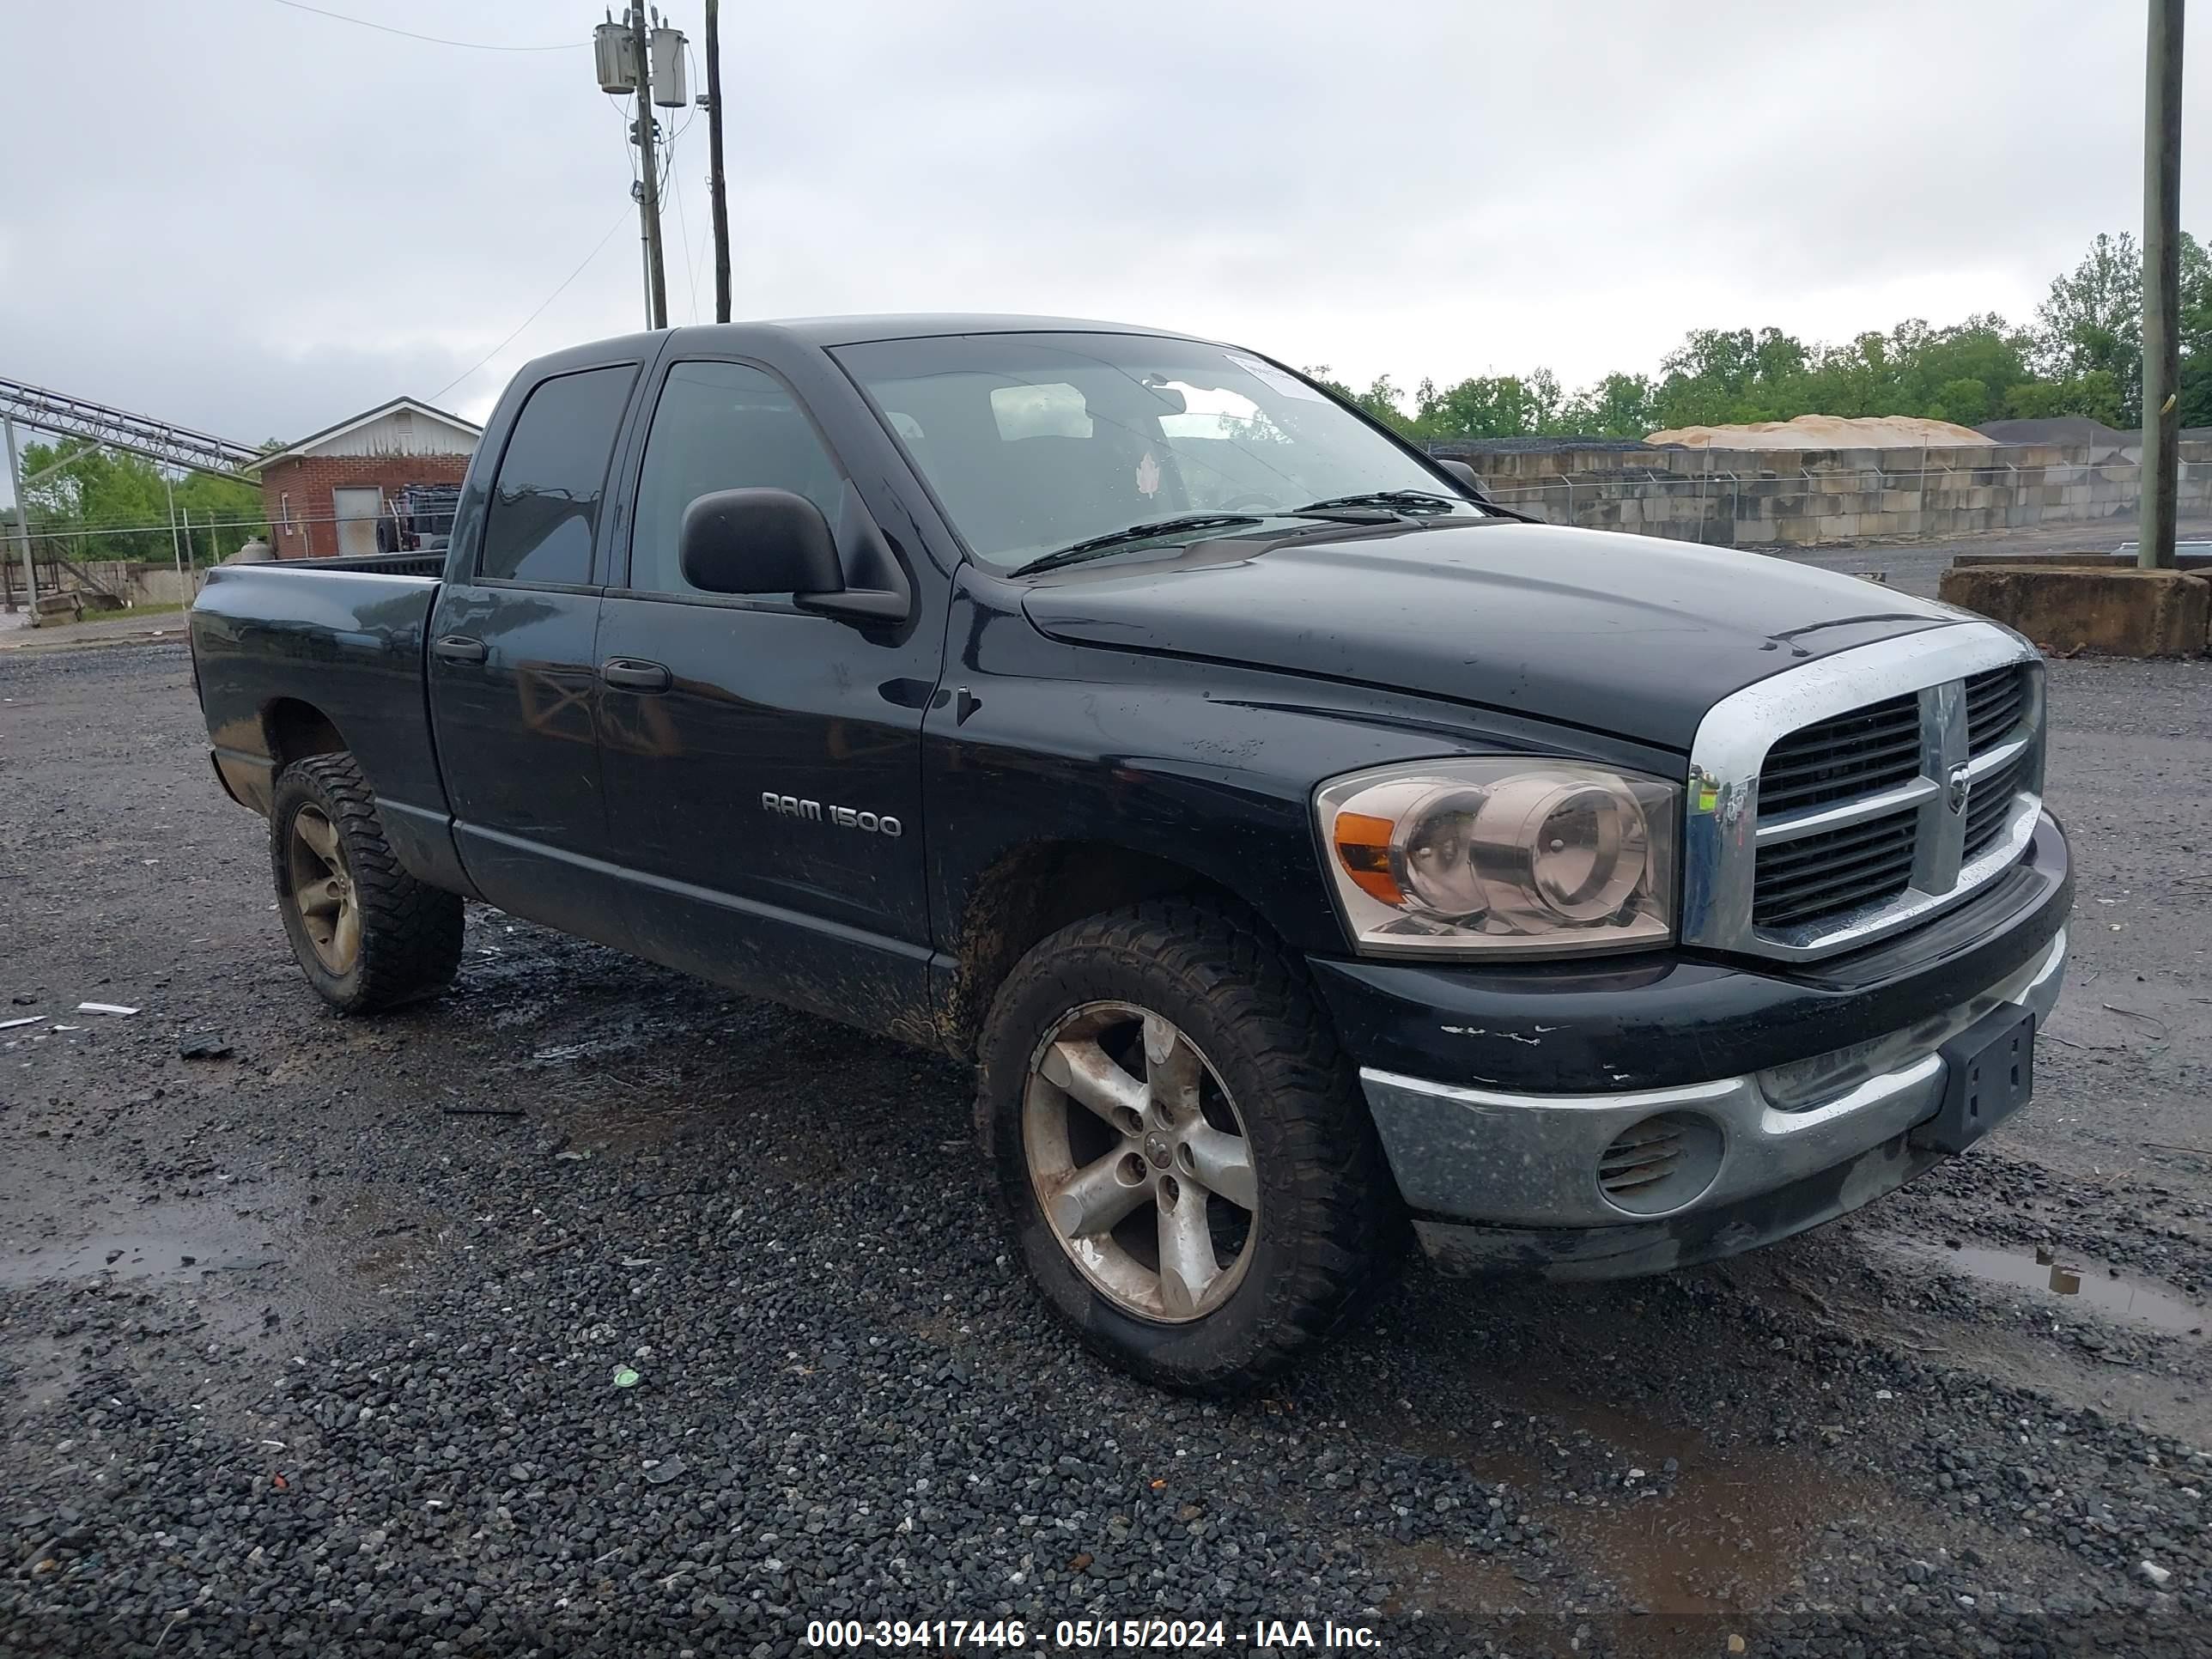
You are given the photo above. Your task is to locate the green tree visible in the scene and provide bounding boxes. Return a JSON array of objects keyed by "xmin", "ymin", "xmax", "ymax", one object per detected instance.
[
  {"xmin": 1351, "ymin": 374, "xmax": 1416, "ymax": 432},
  {"xmin": 2173, "ymin": 237, "xmax": 2212, "ymax": 427},
  {"xmin": 1906, "ymin": 313, "xmax": 2035, "ymax": 412},
  {"xmin": 1316, "ymin": 227, "xmax": 2205, "ymax": 440},
  {"xmin": 1798, "ymin": 330, "xmax": 1909, "ymax": 417},
  {"xmin": 1646, "ymin": 325, "xmax": 1811, "ymax": 427},
  {"xmin": 1303, "ymin": 366, "xmax": 1415, "ymax": 432},
  {"xmin": 19, "ymin": 440, "xmax": 263, "ymax": 563},
  {"xmin": 1561, "ymin": 372, "xmax": 1656, "ymax": 437},
  {"xmin": 2033, "ymin": 232, "xmax": 2143, "ymax": 422},
  {"xmin": 2000, "ymin": 371, "xmax": 2124, "ymax": 426},
  {"xmin": 1411, "ymin": 370, "xmax": 1565, "ymax": 439},
  {"xmin": 1927, "ymin": 378, "xmax": 1992, "ymax": 426}
]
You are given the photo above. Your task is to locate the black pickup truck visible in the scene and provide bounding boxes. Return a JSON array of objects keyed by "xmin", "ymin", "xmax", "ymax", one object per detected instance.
[{"xmin": 189, "ymin": 317, "xmax": 2070, "ymax": 1389}]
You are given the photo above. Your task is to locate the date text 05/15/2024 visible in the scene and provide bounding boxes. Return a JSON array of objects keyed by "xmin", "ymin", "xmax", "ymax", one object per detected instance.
[{"xmin": 803, "ymin": 1618, "xmax": 1382, "ymax": 1650}]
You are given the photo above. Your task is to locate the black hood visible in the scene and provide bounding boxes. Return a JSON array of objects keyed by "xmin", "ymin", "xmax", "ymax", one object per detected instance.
[{"xmin": 1018, "ymin": 520, "xmax": 1960, "ymax": 751}]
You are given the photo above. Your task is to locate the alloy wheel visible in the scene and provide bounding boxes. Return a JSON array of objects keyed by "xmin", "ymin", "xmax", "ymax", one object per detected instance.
[
  {"xmin": 1023, "ymin": 1000, "xmax": 1259, "ymax": 1322},
  {"xmin": 286, "ymin": 805, "xmax": 360, "ymax": 974}
]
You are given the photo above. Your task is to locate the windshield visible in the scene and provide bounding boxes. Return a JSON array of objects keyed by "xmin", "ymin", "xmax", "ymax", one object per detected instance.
[{"xmin": 834, "ymin": 331, "xmax": 1486, "ymax": 569}]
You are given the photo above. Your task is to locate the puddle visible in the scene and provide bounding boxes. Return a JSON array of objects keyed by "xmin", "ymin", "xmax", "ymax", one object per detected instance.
[
  {"xmin": 0, "ymin": 1191, "xmax": 427, "ymax": 1403},
  {"xmin": 1370, "ymin": 1537, "xmax": 1577, "ymax": 1640},
  {"xmin": 1509, "ymin": 1395, "xmax": 1871, "ymax": 1616},
  {"xmin": 0, "ymin": 1212, "xmax": 278, "ymax": 1291},
  {"xmin": 1359, "ymin": 1373, "xmax": 1875, "ymax": 1619},
  {"xmin": 1577, "ymin": 1453, "xmax": 1871, "ymax": 1615},
  {"xmin": 1935, "ymin": 1243, "xmax": 2205, "ymax": 1334}
]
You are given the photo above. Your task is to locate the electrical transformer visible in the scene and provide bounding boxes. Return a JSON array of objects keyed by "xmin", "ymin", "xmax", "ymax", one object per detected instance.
[
  {"xmin": 649, "ymin": 26, "xmax": 689, "ymax": 107},
  {"xmin": 593, "ymin": 21, "xmax": 638, "ymax": 94}
]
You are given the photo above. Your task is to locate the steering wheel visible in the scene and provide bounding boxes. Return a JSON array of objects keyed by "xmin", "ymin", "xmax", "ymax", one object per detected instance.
[{"xmin": 1216, "ymin": 493, "xmax": 1281, "ymax": 514}]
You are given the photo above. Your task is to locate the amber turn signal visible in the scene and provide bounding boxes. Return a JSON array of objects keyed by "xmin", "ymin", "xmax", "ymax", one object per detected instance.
[{"xmin": 1332, "ymin": 811, "xmax": 1404, "ymax": 906}]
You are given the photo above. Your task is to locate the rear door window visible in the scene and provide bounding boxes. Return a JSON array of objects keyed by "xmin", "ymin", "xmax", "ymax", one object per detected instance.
[{"xmin": 478, "ymin": 364, "xmax": 638, "ymax": 586}]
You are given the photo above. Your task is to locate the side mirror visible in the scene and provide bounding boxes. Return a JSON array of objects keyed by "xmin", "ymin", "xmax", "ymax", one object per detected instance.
[
  {"xmin": 679, "ymin": 488, "xmax": 846, "ymax": 596},
  {"xmin": 1435, "ymin": 457, "xmax": 1490, "ymax": 499}
]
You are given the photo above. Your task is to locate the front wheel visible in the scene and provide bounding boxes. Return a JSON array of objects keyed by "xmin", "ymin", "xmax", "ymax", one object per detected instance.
[{"xmin": 977, "ymin": 899, "xmax": 1400, "ymax": 1391}]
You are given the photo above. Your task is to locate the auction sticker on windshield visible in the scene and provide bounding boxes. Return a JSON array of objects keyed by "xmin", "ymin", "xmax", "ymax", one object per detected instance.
[{"xmin": 1227, "ymin": 354, "xmax": 1327, "ymax": 401}]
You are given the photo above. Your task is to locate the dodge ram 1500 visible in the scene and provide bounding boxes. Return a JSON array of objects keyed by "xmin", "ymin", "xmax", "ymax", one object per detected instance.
[{"xmin": 189, "ymin": 316, "xmax": 2069, "ymax": 1389}]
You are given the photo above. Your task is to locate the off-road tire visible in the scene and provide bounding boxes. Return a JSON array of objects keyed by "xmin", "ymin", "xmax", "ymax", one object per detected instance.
[
  {"xmin": 977, "ymin": 897, "xmax": 1401, "ymax": 1391},
  {"xmin": 270, "ymin": 753, "xmax": 464, "ymax": 1014}
]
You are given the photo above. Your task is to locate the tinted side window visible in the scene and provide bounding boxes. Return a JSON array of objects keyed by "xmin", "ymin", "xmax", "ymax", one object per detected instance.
[
  {"xmin": 629, "ymin": 361, "xmax": 844, "ymax": 595},
  {"xmin": 479, "ymin": 364, "xmax": 637, "ymax": 585}
]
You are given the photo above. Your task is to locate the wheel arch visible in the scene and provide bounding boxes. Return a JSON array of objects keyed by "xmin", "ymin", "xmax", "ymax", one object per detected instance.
[
  {"xmin": 262, "ymin": 696, "xmax": 349, "ymax": 774},
  {"xmin": 943, "ymin": 837, "xmax": 1260, "ymax": 1057}
]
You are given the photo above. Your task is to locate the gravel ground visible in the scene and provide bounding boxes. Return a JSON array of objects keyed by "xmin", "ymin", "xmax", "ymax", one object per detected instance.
[{"xmin": 1, "ymin": 631, "xmax": 2209, "ymax": 1659}]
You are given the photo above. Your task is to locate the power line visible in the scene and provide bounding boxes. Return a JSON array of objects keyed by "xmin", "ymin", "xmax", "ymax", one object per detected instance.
[
  {"xmin": 265, "ymin": 0, "xmax": 583, "ymax": 52},
  {"xmin": 689, "ymin": 181, "xmax": 714, "ymax": 324},
  {"xmin": 665, "ymin": 120, "xmax": 700, "ymax": 325},
  {"xmin": 653, "ymin": 77, "xmax": 696, "ymax": 263},
  {"xmin": 431, "ymin": 207, "xmax": 633, "ymax": 402}
]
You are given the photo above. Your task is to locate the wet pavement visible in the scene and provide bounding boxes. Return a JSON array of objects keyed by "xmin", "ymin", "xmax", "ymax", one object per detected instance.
[{"xmin": 2, "ymin": 637, "xmax": 2210, "ymax": 1656}]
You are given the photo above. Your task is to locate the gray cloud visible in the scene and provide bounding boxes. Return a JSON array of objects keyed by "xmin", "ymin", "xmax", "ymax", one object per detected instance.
[{"xmin": 0, "ymin": 0, "xmax": 2197, "ymax": 458}]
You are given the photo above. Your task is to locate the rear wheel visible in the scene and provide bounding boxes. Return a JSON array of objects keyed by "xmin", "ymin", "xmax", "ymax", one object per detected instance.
[
  {"xmin": 269, "ymin": 753, "xmax": 463, "ymax": 1013},
  {"xmin": 978, "ymin": 899, "xmax": 1399, "ymax": 1391}
]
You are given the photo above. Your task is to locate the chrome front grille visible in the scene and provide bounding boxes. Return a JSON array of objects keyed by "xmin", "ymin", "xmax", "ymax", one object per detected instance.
[
  {"xmin": 1685, "ymin": 625, "xmax": 2045, "ymax": 963},
  {"xmin": 1753, "ymin": 691, "xmax": 1921, "ymax": 814},
  {"xmin": 1963, "ymin": 744, "xmax": 2030, "ymax": 860},
  {"xmin": 1751, "ymin": 808, "xmax": 1917, "ymax": 930},
  {"xmin": 1964, "ymin": 665, "xmax": 2028, "ymax": 751}
]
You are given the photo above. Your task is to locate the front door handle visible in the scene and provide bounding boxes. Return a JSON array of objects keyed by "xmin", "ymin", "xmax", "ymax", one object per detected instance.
[
  {"xmin": 432, "ymin": 634, "xmax": 488, "ymax": 664},
  {"xmin": 600, "ymin": 657, "xmax": 672, "ymax": 693}
]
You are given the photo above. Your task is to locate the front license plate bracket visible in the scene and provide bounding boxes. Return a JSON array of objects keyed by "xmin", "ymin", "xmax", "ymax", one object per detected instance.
[{"xmin": 1911, "ymin": 1004, "xmax": 2036, "ymax": 1155}]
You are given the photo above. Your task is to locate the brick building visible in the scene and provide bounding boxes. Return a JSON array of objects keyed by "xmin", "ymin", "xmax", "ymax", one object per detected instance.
[{"xmin": 249, "ymin": 397, "xmax": 482, "ymax": 559}]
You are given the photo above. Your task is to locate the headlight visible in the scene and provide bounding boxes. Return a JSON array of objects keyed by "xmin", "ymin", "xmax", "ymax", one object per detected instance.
[{"xmin": 1316, "ymin": 758, "xmax": 1677, "ymax": 957}]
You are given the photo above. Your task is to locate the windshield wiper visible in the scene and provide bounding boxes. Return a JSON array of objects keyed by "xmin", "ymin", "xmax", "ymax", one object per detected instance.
[
  {"xmin": 1011, "ymin": 514, "xmax": 1265, "ymax": 576},
  {"xmin": 1291, "ymin": 489, "xmax": 1467, "ymax": 515}
]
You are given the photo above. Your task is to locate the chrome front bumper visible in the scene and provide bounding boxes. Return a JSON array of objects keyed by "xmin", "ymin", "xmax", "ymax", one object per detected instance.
[{"xmin": 1360, "ymin": 927, "xmax": 2067, "ymax": 1236}]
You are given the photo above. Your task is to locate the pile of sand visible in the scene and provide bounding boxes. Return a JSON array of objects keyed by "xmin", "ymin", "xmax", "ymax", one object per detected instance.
[{"xmin": 1646, "ymin": 413, "xmax": 1991, "ymax": 449}]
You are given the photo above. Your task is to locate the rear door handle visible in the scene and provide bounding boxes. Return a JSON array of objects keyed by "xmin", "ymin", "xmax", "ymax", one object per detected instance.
[
  {"xmin": 600, "ymin": 657, "xmax": 672, "ymax": 693},
  {"xmin": 432, "ymin": 635, "xmax": 488, "ymax": 664}
]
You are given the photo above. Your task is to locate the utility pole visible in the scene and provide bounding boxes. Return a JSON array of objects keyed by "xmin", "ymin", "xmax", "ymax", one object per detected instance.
[
  {"xmin": 630, "ymin": 3, "xmax": 669, "ymax": 330},
  {"xmin": 3, "ymin": 415, "xmax": 35, "ymax": 617},
  {"xmin": 705, "ymin": 0, "xmax": 731, "ymax": 322},
  {"xmin": 2140, "ymin": 0, "xmax": 2185, "ymax": 570},
  {"xmin": 597, "ymin": 9, "xmax": 684, "ymax": 329}
]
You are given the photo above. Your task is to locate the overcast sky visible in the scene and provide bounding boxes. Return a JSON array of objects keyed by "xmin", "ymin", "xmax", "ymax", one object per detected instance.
[{"xmin": 0, "ymin": 0, "xmax": 2203, "ymax": 458}]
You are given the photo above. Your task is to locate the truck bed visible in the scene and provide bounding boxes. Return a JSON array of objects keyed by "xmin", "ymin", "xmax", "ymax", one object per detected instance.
[
  {"xmin": 188, "ymin": 562, "xmax": 449, "ymax": 836},
  {"xmin": 243, "ymin": 550, "xmax": 447, "ymax": 578}
]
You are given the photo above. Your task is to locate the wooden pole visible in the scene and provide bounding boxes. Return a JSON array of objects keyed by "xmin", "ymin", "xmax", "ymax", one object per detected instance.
[
  {"xmin": 706, "ymin": 0, "xmax": 731, "ymax": 323},
  {"xmin": 2139, "ymin": 0, "xmax": 2185, "ymax": 568}
]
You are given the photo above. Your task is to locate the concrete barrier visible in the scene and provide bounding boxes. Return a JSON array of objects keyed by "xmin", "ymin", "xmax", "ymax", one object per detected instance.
[
  {"xmin": 1954, "ymin": 550, "xmax": 2212, "ymax": 574},
  {"xmin": 1936, "ymin": 565, "xmax": 2210, "ymax": 658},
  {"xmin": 1435, "ymin": 440, "xmax": 2207, "ymax": 549},
  {"xmin": 56, "ymin": 561, "xmax": 206, "ymax": 608}
]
